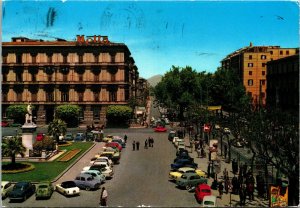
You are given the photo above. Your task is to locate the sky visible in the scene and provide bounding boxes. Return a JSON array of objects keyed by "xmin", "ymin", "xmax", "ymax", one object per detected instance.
[{"xmin": 2, "ymin": 1, "xmax": 299, "ymax": 79}]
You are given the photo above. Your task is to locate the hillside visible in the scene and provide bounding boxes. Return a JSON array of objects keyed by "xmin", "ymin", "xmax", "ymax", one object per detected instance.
[{"xmin": 147, "ymin": 74, "xmax": 163, "ymax": 87}]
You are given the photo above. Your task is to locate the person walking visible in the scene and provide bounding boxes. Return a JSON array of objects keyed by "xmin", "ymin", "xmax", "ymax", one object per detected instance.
[
  {"xmin": 224, "ymin": 144, "xmax": 228, "ymax": 159},
  {"xmin": 124, "ymin": 134, "xmax": 128, "ymax": 143},
  {"xmin": 239, "ymin": 186, "xmax": 245, "ymax": 206},
  {"xmin": 144, "ymin": 139, "xmax": 148, "ymax": 149},
  {"xmin": 150, "ymin": 137, "xmax": 154, "ymax": 147},
  {"xmin": 218, "ymin": 181, "xmax": 224, "ymax": 199},
  {"xmin": 132, "ymin": 141, "xmax": 136, "ymax": 151},
  {"xmin": 100, "ymin": 187, "xmax": 108, "ymax": 206},
  {"xmin": 136, "ymin": 141, "xmax": 140, "ymax": 150},
  {"xmin": 196, "ymin": 145, "xmax": 201, "ymax": 158}
]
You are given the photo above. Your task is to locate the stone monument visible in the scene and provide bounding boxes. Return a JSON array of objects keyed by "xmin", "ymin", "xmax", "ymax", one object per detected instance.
[{"xmin": 22, "ymin": 103, "xmax": 37, "ymax": 157}]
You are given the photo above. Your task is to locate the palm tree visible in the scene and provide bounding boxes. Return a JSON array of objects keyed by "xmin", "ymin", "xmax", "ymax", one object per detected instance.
[
  {"xmin": 2, "ymin": 136, "xmax": 26, "ymax": 165},
  {"xmin": 48, "ymin": 119, "xmax": 67, "ymax": 143}
]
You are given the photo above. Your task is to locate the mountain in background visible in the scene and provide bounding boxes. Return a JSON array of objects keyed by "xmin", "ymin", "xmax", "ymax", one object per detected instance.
[{"xmin": 147, "ymin": 74, "xmax": 163, "ymax": 87}]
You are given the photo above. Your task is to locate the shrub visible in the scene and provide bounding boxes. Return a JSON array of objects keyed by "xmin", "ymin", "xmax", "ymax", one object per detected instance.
[{"xmin": 2, "ymin": 162, "xmax": 35, "ymax": 174}]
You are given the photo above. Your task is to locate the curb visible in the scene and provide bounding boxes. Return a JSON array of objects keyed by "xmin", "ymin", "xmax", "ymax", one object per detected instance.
[{"xmin": 51, "ymin": 142, "xmax": 97, "ymax": 183}]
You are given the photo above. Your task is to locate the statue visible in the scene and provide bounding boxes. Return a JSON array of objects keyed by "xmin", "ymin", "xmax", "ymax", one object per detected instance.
[{"xmin": 25, "ymin": 103, "xmax": 33, "ymax": 124}]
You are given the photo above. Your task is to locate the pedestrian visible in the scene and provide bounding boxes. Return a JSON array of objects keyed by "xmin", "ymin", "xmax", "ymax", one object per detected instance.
[
  {"xmin": 194, "ymin": 139, "xmax": 199, "ymax": 151},
  {"xmin": 201, "ymin": 148, "xmax": 205, "ymax": 158},
  {"xmin": 132, "ymin": 140, "xmax": 135, "ymax": 151},
  {"xmin": 100, "ymin": 187, "xmax": 108, "ymax": 206},
  {"xmin": 199, "ymin": 139, "xmax": 203, "ymax": 149},
  {"xmin": 246, "ymin": 172, "xmax": 255, "ymax": 201},
  {"xmin": 239, "ymin": 186, "xmax": 245, "ymax": 206},
  {"xmin": 150, "ymin": 137, "xmax": 154, "ymax": 147},
  {"xmin": 218, "ymin": 181, "xmax": 224, "ymax": 199},
  {"xmin": 196, "ymin": 145, "xmax": 201, "ymax": 158},
  {"xmin": 144, "ymin": 139, "xmax": 148, "ymax": 149},
  {"xmin": 124, "ymin": 134, "xmax": 128, "ymax": 143},
  {"xmin": 231, "ymin": 175, "xmax": 238, "ymax": 194},
  {"xmin": 136, "ymin": 141, "xmax": 140, "ymax": 150},
  {"xmin": 224, "ymin": 144, "xmax": 228, "ymax": 159},
  {"xmin": 225, "ymin": 177, "xmax": 229, "ymax": 194}
]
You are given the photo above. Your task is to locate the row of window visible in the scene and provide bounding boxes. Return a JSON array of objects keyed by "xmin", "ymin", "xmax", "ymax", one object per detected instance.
[
  {"xmin": 2, "ymin": 53, "xmax": 117, "ymax": 64},
  {"xmin": 2, "ymin": 91, "xmax": 119, "ymax": 102},
  {"xmin": 247, "ymin": 63, "xmax": 267, "ymax": 67},
  {"xmin": 248, "ymin": 71, "xmax": 266, "ymax": 76},
  {"xmin": 247, "ymin": 79, "xmax": 266, "ymax": 86},
  {"xmin": 2, "ymin": 73, "xmax": 118, "ymax": 82}
]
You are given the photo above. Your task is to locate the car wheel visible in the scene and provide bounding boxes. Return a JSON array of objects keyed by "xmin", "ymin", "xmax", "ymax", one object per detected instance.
[
  {"xmin": 186, "ymin": 185, "xmax": 192, "ymax": 191},
  {"xmin": 85, "ymin": 186, "xmax": 91, "ymax": 191}
]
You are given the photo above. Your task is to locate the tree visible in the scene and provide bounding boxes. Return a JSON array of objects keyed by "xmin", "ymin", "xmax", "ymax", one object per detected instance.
[
  {"xmin": 33, "ymin": 136, "xmax": 55, "ymax": 155},
  {"xmin": 6, "ymin": 105, "xmax": 28, "ymax": 124},
  {"xmin": 55, "ymin": 105, "xmax": 81, "ymax": 127},
  {"xmin": 106, "ymin": 105, "xmax": 133, "ymax": 127},
  {"xmin": 154, "ymin": 66, "xmax": 203, "ymax": 120},
  {"xmin": 48, "ymin": 119, "xmax": 67, "ymax": 143},
  {"xmin": 2, "ymin": 136, "xmax": 26, "ymax": 165}
]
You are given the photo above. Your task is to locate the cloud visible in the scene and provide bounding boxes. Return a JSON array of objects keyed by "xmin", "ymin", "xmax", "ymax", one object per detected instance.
[{"xmin": 195, "ymin": 52, "xmax": 217, "ymax": 56}]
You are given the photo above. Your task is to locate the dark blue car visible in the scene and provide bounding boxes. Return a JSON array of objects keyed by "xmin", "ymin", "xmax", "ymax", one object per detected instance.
[
  {"xmin": 8, "ymin": 182, "xmax": 36, "ymax": 201},
  {"xmin": 171, "ymin": 159, "xmax": 198, "ymax": 170}
]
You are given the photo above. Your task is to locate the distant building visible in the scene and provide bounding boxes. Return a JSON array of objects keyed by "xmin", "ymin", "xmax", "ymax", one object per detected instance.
[
  {"xmin": 266, "ymin": 54, "xmax": 299, "ymax": 113},
  {"xmin": 1, "ymin": 35, "xmax": 140, "ymax": 126},
  {"xmin": 221, "ymin": 42, "xmax": 298, "ymax": 106}
]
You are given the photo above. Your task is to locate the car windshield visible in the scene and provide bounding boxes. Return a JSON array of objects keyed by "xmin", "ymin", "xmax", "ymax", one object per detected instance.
[
  {"xmin": 14, "ymin": 184, "xmax": 25, "ymax": 190},
  {"xmin": 38, "ymin": 185, "xmax": 48, "ymax": 188},
  {"xmin": 204, "ymin": 201, "xmax": 215, "ymax": 205}
]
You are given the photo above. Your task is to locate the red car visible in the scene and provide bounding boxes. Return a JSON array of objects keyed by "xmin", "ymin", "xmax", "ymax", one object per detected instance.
[
  {"xmin": 194, "ymin": 183, "xmax": 212, "ymax": 202},
  {"xmin": 105, "ymin": 142, "xmax": 122, "ymax": 151},
  {"xmin": 1, "ymin": 121, "xmax": 9, "ymax": 127},
  {"xmin": 154, "ymin": 126, "xmax": 167, "ymax": 132},
  {"xmin": 36, "ymin": 133, "xmax": 45, "ymax": 141}
]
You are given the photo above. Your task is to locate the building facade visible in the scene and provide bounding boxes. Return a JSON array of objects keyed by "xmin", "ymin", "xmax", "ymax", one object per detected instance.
[
  {"xmin": 221, "ymin": 43, "xmax": 298, "ymax": 106},
  {"xmin": 1, "ymin": 36, "xmax": 139, "ymax": 126},
  {"xmin": 266, "ymin": 54, "xmax": 299, "ymax": 113}
]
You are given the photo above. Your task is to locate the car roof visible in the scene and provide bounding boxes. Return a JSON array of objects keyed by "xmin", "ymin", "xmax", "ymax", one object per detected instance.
[
  {"xmin": 1, "ymin": 181, "xmax": 10, "ymax": 186},
  {"xmin": 178, "ymin": 167, "xmax": 195, "ymax": 171},
  {"xmin": 203, "ymin": 195, "xmax": 217, "ymax": 201},
  {"xmin": 83, "ymin": 169, "xmax": 101, "ymax": 174},
  {"xmin": 198, "ymin": 183, "xmax": 211, "ymax": 189},
  {"xmin": 182, "ymin": 172, "xmax": 198, "ymax": 177},
  {"xmin": 77, "ymin": 173, "xmax": 92, "ymax": 178}
]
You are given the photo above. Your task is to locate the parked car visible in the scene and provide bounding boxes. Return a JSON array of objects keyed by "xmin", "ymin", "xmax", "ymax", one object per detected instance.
[
  {"xmin": 154, "ymin": 126, "xmax": 167, "ymax": 132},
  {"xmin": 195, "ymin": 183, "xmax": 212, "ymax": 203},
  {"xmin": 55, "ymin": 181, "xmax": 80, "ymax": 196},
  {"xmin": 174, "ymin": 155, "xmax": 194, "ymax": 163},
  {"xmin": 202, "ymin": 195, "xmax": 217, "ymax": 207},
  {"xmin": 105, "ymin": 142, "xmax": 122, "ymax": 151},
  {"xmin": 1, "ymin": 121, "xmax": 10, "ymax": 127},
  {"xmin": 168, "ymin": 130, "xmax": 176, "ymax": 141},
  {"xmin": 177, "ymin": 142, "xmax": 186, "ymax": 152},
  {"xmin": 169, "ymin": 167, "xmax": 206, "ymax": 181},
  {"xmin": 74, "ymin": 173, "xmax": 101, "ymax": 191},
  {"xmin": 35, "ymin": 182, "xmax": 54, "ymax": 199},
  {"xmin": 176, "ymin": 172, "xmax": 207, "ymax": 191},
  {"xmin": 1, "ymin": 181, "xmax": 14, "ymax": 199},
  {"xmin": 93, "ymin": 161, "xmax": 112, "ymax": 170},
  {"xmin": 83, "ymin": 165, "xmax": 114, "ymax": 179},
  {"xmin": 81, "ymin": 170, "xmax": 106, "ymax": 184},
  {"xmin": 36, "ymin": 133, "xmax": 45, "ymax": 141},
  {"xmin": 74, "ymin": 133, "xmax": 85, "ymax": 142},
  {"xmin": 174, "ymin": 138, "xmax": 184, "ymax": 147},
  {"xmin": 8, "ymin": 182, "xmax": 36, "ymax": 201},
  {"xmin": 91, "ymin": 156, "xmax": 113, "ymax": 167},
  {"xmin": 111, "ymin": 137, "xmax": 126, "ymax": 148},
  {"xmin": 171, "ymin": 159, "xmax": 198, "ymax": 170},
  {"xmin": 65, "ymin": 132, "xmax": 74, "ymax": 141},
  {"xmin": 86, "ymin": 132, "xmax": 94, "ymax": 141},
  {"xmin": 176, "ymin": 149, "xmax": 189, "ymax": 157},
  {"xmin": 102, "ymin": 135, "xmax": 113, "ymax": 143}
]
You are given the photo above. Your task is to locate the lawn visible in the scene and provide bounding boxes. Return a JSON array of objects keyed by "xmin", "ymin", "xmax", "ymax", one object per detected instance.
[{"xmin": 2, "ymin": 142, "xmax": 93, "ymax": 182}]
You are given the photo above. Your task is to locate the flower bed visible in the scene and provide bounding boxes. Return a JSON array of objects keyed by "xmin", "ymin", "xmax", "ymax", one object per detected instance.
[
  {"xmin": 58, "ymin": 141, "xmax": 72, "ymax": 147},
  {"xmin": 2, "ymin": 162, "xmax": 35, "ymax": 174},
  {"xmin": 58, "ymin": 149, "xmax": 81, "ymax": 162}
]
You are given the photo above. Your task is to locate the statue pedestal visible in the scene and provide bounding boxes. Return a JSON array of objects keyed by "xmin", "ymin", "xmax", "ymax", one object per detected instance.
[{"xmin": 22, "ymin": 123, "xmax": 37, "ymax": 157}]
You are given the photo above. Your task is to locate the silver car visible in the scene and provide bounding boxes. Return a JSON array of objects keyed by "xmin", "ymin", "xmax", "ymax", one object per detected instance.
[
  {"xmin": 81, "ymin": 170, "xmax": 106, "ymax": 184},
  {"xmin": 74, "ymin": 173, "xmax": 101, "ymax": 191}
]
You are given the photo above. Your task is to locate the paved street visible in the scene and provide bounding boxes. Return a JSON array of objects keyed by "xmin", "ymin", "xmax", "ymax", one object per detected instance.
[{"xmin": 2, "ymin": 128, "xmax": 202, "ymax": 207}]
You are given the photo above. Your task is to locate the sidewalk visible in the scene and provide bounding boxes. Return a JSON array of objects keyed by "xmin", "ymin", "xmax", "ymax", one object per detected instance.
[{"xmin": 183, "ymin": 136, "xmax": 269, "ymax": 207}]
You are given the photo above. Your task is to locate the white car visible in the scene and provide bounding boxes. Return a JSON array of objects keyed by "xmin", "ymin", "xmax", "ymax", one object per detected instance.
[
  {"xmin": 83, "ymin": 165, "xmax": 114, "ymax": 179},
  {"xmin": 1, "ymin": 181, "xmax": 14, "ymax": 199},
  {"xmin": 55, "ymin": 181, "xmax": 80, "ymax": 196},
  {"xmin": 177, "ymin": 142, "xmax": 185, "ymax": 151},
  {"xmin": 81, "ymin": 170, "xmax": 106, "ymax": 184},
  {"xmin": 202, "ymin": 195, "xmax": 217, "ymax": 207},
  {"xmin": 91, "ymin": 156, "xmax": 113, "ymax": 167},
  {"xmin": 172, "ymin": 137, "xmax": 180, "ymax": 145},
  {"xmin": 174, "ymin": 138, "xmax": 184, "ymax": 147}
]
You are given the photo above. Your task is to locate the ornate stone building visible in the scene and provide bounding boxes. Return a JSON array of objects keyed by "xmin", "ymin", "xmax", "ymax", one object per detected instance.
[
  {"xmin": 1, "ymin": 36, "xmax": 139, "ymax": 125},
  {"xmin": 221, "ymin": 43, "xmax": 298, "ymax": 106}
]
